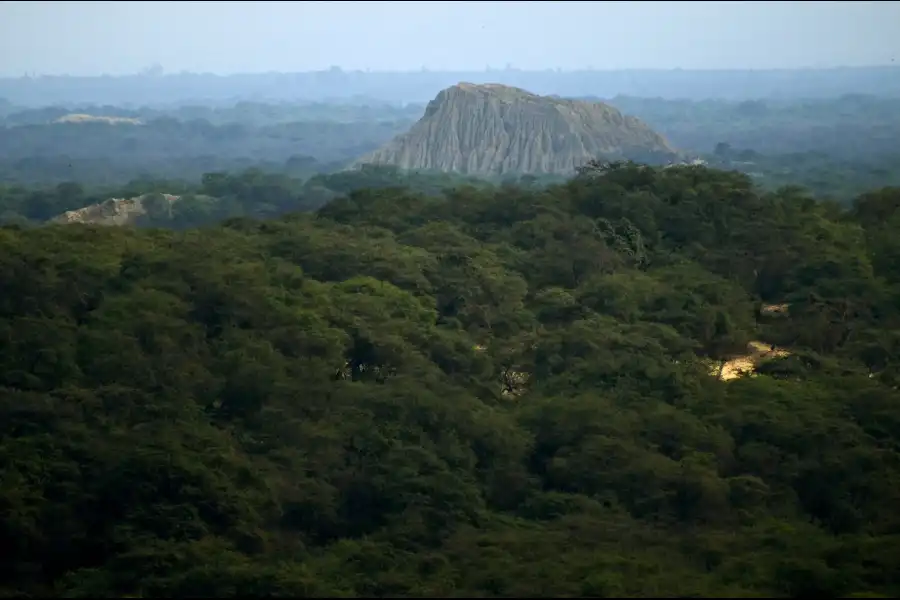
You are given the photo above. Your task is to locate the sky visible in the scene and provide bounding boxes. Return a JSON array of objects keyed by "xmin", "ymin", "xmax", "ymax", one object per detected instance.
[{"xmin": 1, "ymin": 0, "xmax": 898, "ymax": 77}]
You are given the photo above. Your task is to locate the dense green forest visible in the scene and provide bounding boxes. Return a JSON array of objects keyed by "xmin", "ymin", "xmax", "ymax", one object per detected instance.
[
  {"xmin": 607, "ymin": 94, "xmax": 900, "ymax": 159},
  {"xmin": 0, "ymin": 166, "xmax": 499, "ymax": 226},
  {"xmin": 0, "ymin": 98, "xmax": 422, "ymax": 186},
  {"xmin": 606, "ymin": 94, "xmax": 900, "ymax": 201},
  {"xmin": 2, "ymin": 95, "xmax": 899, "ymax": 202},
  {"xmin": 0, "ymin": 119, "xmax": 412, "ymax": 186},
  {"xmin": 0, "ymin": 100, "xmax": 425, "ymax": 127},
  {"xmin": 704, "ymin": 147, "xmax": 900, "ymax": 203},
  {"xmin": 2, "ymin": 161, "xmax": 899, "ymax": 597}
]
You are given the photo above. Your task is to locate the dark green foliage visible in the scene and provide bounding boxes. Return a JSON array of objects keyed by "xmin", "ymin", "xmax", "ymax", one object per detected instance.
[{"xmin": 1, "ymin": 163, "xmax": 899, "ymax": 597}]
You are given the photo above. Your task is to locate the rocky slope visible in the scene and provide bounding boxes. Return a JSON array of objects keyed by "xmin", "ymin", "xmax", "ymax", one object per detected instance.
[
  {"xmin": 353, "ymin": 83, "xmax": 678, "ymax": 176},
  {"xmin": 50, "ymin": 193, "xmax": 180, "ymax": 225},
  {"xmin": 54, "ymin": 113, "xmax": 143, "ymax": 125}
]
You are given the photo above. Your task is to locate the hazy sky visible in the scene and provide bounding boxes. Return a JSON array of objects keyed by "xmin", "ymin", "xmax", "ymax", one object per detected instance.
[{"xmin": 1, "ymin": 1, "xmax": 898, "ymax": 76}]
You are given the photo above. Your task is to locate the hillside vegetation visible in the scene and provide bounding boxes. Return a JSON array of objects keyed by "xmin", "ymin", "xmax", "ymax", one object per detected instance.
[
  {"xmin": 0, "ymin": 108, "xmax": 416, "ymax": 186},
  {"xmin": 0, "ymin": 166, "xmax": 496, "ymax": 227},
  {"xmin": 607, "ymin": 94, "xmax": 900, "ymax": 160},
  {"xmin": 1, "ymin": 162, "xmax": 900, "ymax": 597}
]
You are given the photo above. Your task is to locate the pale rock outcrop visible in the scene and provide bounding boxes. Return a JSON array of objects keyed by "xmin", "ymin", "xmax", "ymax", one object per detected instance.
[
  {"xmin": 54, "ymin": 114, "xmax": 143, "ymax": 125},
  {"xmin": 353, "ymin": 83, "xmax": 678, "ymax": 176},
  {"xmin": 50, "ymin": 193, "xmax": 180, "ymax": 226}
]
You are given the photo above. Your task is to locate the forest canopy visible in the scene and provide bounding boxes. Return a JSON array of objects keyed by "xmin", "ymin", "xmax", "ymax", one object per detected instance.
[{"xmin": 1, "ymin": 162, "xmax": 899, "ymax": 597}]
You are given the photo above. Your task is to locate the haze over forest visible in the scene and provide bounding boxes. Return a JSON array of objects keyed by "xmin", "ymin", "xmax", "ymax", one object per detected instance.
[{"xmin": 3, "ymin": 2, "xmax": 900, "ymax": 598}]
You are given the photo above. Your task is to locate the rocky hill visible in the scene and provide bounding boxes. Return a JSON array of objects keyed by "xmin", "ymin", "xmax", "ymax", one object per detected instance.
[
  {"xmin": 50, "ymin": 193, "xmax": 180, "ymax": 225},
  {"xmin": 353, "ymin": 83, "xmax": 679, "ymax": 176},
  {"xmin": 54, "ymin": 113, "xmax": 143, "ymax": 125}
]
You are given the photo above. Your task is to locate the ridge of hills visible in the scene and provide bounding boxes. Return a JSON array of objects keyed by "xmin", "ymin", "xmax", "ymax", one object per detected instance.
[{"xmin": 354, "ymin": 82, "xmax": 679, "ymax": 175}]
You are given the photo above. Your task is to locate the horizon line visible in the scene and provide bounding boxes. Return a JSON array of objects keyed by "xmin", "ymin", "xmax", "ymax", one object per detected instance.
[{"xmin": 2, "ymin": 64, "xmax": 899, "ymax": 80}]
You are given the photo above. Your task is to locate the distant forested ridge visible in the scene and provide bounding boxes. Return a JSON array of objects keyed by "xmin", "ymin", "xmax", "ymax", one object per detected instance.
[
  {"xmin": 607, "ymin": 94, "xmax": 900, "ymax": 159},
  {"xmin": 2, "ymin": 66, "xmax": 899, "ymax": 105},
  {"xmin": 2, "ymin": 90, "xmax": 899, "ymax": 198}
]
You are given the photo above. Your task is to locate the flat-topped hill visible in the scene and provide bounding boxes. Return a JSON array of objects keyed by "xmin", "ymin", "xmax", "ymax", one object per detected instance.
[{"xmin": 353, "ymin": 83, "xmax": 678, "ymax": 175}]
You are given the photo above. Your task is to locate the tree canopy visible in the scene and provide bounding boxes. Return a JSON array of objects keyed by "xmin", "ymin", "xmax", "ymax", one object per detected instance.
[{"xmin": 1, "ymin": 162, "xmax": 899, "ymax": 597}]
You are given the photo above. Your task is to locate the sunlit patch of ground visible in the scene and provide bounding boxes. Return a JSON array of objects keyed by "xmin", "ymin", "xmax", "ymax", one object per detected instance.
[
  {"xmin": 761, "ymin": 303, "xmax": 790, "ymax": 316},
  {"xmin": 714, "ymin": 340, "xmax": 792, "ymax": 381}
]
